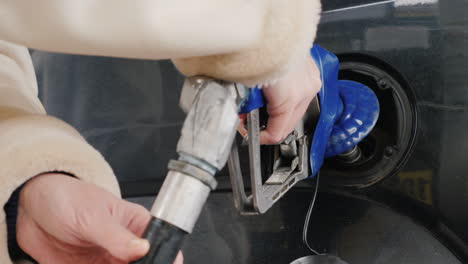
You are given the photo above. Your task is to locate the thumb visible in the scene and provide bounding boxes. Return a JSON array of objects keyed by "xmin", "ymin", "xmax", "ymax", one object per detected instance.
[{"xmin": 86, "ymin": 218, "xmax": 150, "ymax": 261}]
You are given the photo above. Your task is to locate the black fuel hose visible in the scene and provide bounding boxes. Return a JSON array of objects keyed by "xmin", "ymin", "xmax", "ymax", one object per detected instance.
[{"xmin": 130, "ymin": 217, "xmax": 186, "ymax": 264}]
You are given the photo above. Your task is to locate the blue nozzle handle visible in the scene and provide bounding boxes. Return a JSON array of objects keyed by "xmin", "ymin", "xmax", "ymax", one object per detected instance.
[{"xmin": 237, "ymin": 45, "xmax": 380, "ymax": 178}]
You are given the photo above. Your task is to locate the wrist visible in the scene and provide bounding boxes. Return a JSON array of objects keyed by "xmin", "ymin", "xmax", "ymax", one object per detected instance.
[
  {"xmin": 19, "ymin": 172, "xmax": 75, "ymax": 207},
  {"xmin": 8, "ymin": 172, "xmax": 75, "ymax": 261}
]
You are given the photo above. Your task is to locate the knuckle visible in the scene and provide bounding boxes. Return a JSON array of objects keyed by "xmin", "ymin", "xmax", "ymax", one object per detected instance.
[
  {"xmin": 269, "ymin": 132, "xmax": 285, "ymax": 144},
  {"xmin": 267, "ymin": 99, "xmax": 293, "ymax": 116},
  {"xmin": 133, "ymin": 203, "xmax": 150, "ymax": 215}
]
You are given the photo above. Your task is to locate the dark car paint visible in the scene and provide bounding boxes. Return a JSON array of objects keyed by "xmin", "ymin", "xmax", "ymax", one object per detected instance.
[
  {"xmin": 33, "ymin": 0, "xmax": 468, "ymax": 263},
  {"xmin": 315, "ymin": 0, "xmax": 468, "ymax": 260},
  {"xmin": 129, "ymin": 192, "xmax": 460, "ymax": 264}
]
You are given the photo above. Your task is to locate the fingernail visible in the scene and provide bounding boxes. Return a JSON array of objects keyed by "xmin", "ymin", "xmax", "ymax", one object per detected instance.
[{"xmin": 129, "ymin": 238, "xmax": 150, "ymax": 251}]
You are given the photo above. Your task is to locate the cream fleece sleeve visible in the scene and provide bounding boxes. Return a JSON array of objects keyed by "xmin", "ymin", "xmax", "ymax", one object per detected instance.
[
  {"xmin": 0, "ymin": 0, "xmax": 321, "ymax": 86},
  {"xmin": 173, "ymin": 0, "xmax": 322, "ymax": 86},
  {"xmin": 0, "ymin": 41, "xmax": 120, "ymax": 264},
  {"xmin": 0, "ymin": 0, "xmax": 268, "ymax": 60}
]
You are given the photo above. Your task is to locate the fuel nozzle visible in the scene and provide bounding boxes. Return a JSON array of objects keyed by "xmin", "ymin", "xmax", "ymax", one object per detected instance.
[
  {"xmin": 228, "ymin": 45, "xmax": 380, "ymax": 215},
  {"xmin": 131, "ymin": 77, "xmax": 247, "ymax": 264}
]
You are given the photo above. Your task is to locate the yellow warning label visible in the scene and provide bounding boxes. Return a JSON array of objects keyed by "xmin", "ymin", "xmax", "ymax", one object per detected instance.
[{"xmin": 397, "ymin": 170, "xmax": 433, "ymax": 205}]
